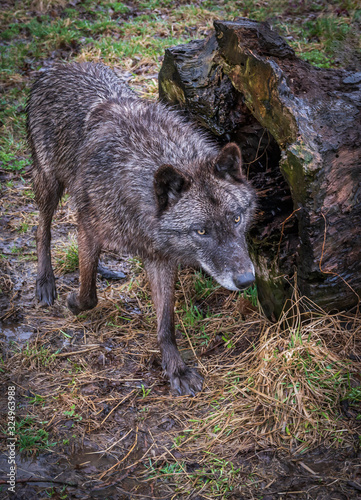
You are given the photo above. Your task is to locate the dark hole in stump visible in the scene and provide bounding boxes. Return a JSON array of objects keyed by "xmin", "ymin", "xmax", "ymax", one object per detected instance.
[{"xmin": 229, "ymin": 120, "xmax": 298, "ymax": 308}]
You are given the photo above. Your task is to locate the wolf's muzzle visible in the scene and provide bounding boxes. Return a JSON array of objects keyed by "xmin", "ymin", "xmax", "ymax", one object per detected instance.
[{"xmin": 233, "ymin": 272, "xmax": 255, "ymax": 290}]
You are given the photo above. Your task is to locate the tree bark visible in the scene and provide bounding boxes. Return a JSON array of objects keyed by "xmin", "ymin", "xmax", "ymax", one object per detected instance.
[{"xmin": 159, "ymin": 19, "xmax": 361, "ymax": 318}]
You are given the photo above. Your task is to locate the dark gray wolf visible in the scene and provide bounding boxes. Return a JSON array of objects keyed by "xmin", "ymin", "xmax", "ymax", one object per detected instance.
[{"xmin": 27, "ymin": 62, "xmax": 256, "ymax": 395}]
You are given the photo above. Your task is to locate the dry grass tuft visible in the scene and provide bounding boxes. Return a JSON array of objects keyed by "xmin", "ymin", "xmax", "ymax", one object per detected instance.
[{"xmin": 31, "ymin": 0, "xmax": 68, "ymax": 13}]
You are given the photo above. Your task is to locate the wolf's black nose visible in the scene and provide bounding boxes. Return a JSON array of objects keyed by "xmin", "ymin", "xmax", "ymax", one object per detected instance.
[{"xmin": 233, "ymin": 272, "xmax": 255, "ymax": 290}]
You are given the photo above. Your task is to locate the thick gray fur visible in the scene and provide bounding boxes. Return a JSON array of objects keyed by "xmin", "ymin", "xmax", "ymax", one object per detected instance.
[{"xmin": 27, "ymin": 62, "xmax": 256, "ymax": 396}]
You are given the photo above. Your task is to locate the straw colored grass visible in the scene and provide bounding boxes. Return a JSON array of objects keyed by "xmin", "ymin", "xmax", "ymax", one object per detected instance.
[{"xmin": 31, "ymin": 0, "xmax": 68, "ymax": 13}]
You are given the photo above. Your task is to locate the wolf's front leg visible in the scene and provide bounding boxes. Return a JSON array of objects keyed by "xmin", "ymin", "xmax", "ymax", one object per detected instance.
[{"xmin": 145, "ymin": 259, "xmax": 203, "ymax": 396}]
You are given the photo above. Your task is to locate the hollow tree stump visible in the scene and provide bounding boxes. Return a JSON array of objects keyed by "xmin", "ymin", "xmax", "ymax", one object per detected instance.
[{"xmin": 159, "ymin": 19, "xmax": 361, "ymax": 318}]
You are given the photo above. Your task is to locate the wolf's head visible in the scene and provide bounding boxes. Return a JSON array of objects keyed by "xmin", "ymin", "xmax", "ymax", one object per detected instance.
[{"xmin": 154, "ymin": 143, "xmax": 256, "ymax": 291}]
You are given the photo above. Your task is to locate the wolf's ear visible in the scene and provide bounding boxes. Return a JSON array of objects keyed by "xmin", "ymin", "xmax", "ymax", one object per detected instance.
[
  {"xmin": 214, "ymin": 143, "xmax": 243, "ymax": 182},
  {"xmin": 154, "ymin": 164, "xmax": 191, "ymax": 213}
]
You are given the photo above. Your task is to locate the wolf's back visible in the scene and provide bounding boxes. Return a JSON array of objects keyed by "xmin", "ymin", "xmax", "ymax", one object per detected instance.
[{"xmin": 26, "ymin": 63, "xmax": 136, "ymax": 185}]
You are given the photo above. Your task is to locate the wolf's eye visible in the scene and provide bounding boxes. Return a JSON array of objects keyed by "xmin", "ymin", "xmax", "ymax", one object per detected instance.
[
  {"xmin": 234, "ymin": 215, "xmax": 241, "ymax": 224},
  {"xmin": 197, "ymin": 229, "xmax": 206, "ymax": 235}
]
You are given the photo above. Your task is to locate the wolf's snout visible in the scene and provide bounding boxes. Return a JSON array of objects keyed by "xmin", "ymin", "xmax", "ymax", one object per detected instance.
[{"xmin": 233, "ymin": 272, "xmax": 255, "ymax": 290}]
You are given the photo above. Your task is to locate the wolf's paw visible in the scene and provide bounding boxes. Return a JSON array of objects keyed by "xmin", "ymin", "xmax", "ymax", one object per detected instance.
[
  {"xmin": 67, "ymin": 292, "xmax": 97, "ymax": 316},
  {"xmin": 36, "ymin": 274, "xmax": 57, "ymax": 306},
  {"xmin": 67, "ymin": 292, "xmax": 83, "ymax": 316},
  {"xmin": 169, "ymin": 367, "xmax": 203, "ymax": 396}
]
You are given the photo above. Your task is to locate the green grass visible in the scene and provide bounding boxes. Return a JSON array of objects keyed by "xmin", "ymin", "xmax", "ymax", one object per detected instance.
[
  {"xmin": 301, "ymin": 50, "xmax": 334, "ymax": 68},
  {"xmin": 242, "ymin": 284, "xmax": 258, "ymax": 307},
  {"xmin": 181, "ymin": 300, "xmax": 206, "ymax": 328},
  {"xmin": 17, "ymin": 221, "xmax": 29, "ymax": 233},
  {"xmin": 16, "ymin": 416, "xmax": 56, "ymax": 454},
  {"xmin": 54, "ymin": 237, "xmax": 79, "ymax": 274},
  {"xmin": 145, "ymin": 454, "xmax": 243, "ymax": 497},
  {"xmin": 63, "ymin": 404, "xmax": 83, "ymax": 422},
  {"xmin": 26, "ymin": 393, "xmax": 46, "ymax": 405},
  {"xmin": 23, "ymin": 343, "xmax": 56, "ymax": 367},
  {"xmin": 194, "ymin": 270, "xmax": 220, "ymax": 299},
  {"xmin": 0, "ymin": 94, "xmax": 29, "ymax": 173},
  {"xmin": 107, "ymin": 2, "xmax": 131, "ymax": 14},
  {"xmin": 343, "ymin": 386, "xmax": 361, "ymax": 419},
  {"xmin": 140, "ymin": 384, "xmax": 152, "ymax": 398},
  {"xmin": 345, "ymin": 386, "xmax": 361, "ymax": 402},
  {"xmin": 0, "ymin": 151, "xmax": 29, "ymax": 172}
]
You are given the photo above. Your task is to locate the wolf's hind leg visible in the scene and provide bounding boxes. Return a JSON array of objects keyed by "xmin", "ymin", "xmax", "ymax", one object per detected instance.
[
  {"xmin": 33, "ymin": 166, "xmax": 63, "ymax": 306},
  {"xmin": 67, "ymin": 218, "xmax": 100, "ymax": 315}
]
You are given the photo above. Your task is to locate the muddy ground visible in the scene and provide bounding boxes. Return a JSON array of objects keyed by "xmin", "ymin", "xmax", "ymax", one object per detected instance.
[{"xmin": 1, "ymin": 1, "xmax": 361, "ymax": 499}]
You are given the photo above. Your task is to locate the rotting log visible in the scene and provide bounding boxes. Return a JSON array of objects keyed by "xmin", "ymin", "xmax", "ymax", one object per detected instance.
[{"xmin": 159, "ymin": 19, "xmax": 361, "ymax": 319}]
